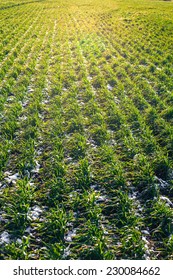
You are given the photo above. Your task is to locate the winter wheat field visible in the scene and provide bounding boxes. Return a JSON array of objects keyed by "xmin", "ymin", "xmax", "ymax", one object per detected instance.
[{"xmin": 0, "ymin": 0, "xmax": 173, "ymax": 260}]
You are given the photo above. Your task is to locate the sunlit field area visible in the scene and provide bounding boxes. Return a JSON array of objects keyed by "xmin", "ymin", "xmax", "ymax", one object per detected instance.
[{"xmin": 0, "ymin": 0, "xmax": 173, "ymax": 260}]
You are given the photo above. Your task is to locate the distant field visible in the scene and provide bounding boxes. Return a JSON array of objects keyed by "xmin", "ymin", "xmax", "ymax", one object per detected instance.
[{"xmin": 0, "ymin": 0, "xmax": 173, "ymax": 260}]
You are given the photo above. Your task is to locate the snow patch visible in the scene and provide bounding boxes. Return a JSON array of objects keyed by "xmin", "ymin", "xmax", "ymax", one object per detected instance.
[
  {"xmin": 64, "ymin": 229, "xmax": 77, "ymax": 242},
  {"xmin": 4, "ymin": 172, "xmax": 20, "ymax": 184},
  {"xmin": 31, "ymin": 161, "xmax": 40, "ymax": 174},
  {"xmin": 27, "ymin": 205, "xmax": 42, "ymax": 221},
  {"xmin": 160, "ymin": 196, "xmax": 173, "ymax": 207},
  {"xmin": 0, "ymin": 231, "xmax": 10, "ymax": 245},
  {"xmin": 107, "ymin": 84, "xmax": 113, "ymax": 91}
]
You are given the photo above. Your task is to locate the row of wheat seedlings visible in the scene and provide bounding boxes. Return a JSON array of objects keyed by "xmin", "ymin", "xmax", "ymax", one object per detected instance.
[
  {"xmin": 0, "ymin": 5, "xmax": 55, "ymax": 258},
  {"xmin": 55, "ymin": 12, "xmax": 146, "ymax": 259},
  {"xmin": 0, "ymin": 3, "xmax": 41, "ymax": 63},
  {"xmin": 0, "ymin": 6, "xmax": 49, "ymax": 174},
  {"xmin": 105, "ymin": 13, "xmax": 172, "ymax": 259},
  {"xmin": 67, "ymin": 7, "xmax": 173, "ymax": 259}
]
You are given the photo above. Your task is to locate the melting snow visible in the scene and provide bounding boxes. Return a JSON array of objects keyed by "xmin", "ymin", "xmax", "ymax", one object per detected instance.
[
  {"xmin": 7, "ymin": 96, "xmax": 14, "ymax": 102},
  {"xmin": 63, "ymin": 245, "xmax": 71, "ymax": 258},
  {"xmin": 36, "ymin": 149, "xmax": 43, "ymax": 156},
  {"xmin": 107, "ymin": 84, "xmax": 113, "ymax": 91},
  {"xmin": 27, "ymin": 86, "xmax": 34, "ymax": 93},
  {"xmin": 65, "ymin": 229, "xmax": 77, "ymax": 242},
  {"xmin": 27, "ymin": 205, "xmax": 42, "ymax": 221},
  {"xmin": 64, "ymin": 156, "xmax": 73, "ymax": 163},
  {"xmin": 0, "ymin": 231, "xmax": 10, "ymax": 245},
  {"xmin": 142, "ymin": 236, "xmax": 150, "ymax": 244},
  {"xmin": 155, "ymin": 177, "xmax": 169, "ymax": 189},
  {"xmin": 18, "ymin": 115, "xmax": 27, "ymax": 122},
  {"xmin": 90, "ymin": 185, "xmax": 98, "ymax": 190},
  {"xmin": 142, "ymin": 235, "xmax": 150, "ymax": 260},
  {"xmin": 16, "ymin": 238, "xmax": 22, "ymax": 245},
  {"xmin": 0, "ymin": 212, "xmax": 8, "ymax": 223},
  {"xmin": 87, "ymin": 76, "xmax": 92, "ymax": 81},
  {"xmin": 22, "ymin": 101, "xmax": 29, "ymax": 108},
  {"xmin": 4, "ymin": 172, "xmax": 20, "ymax": 184},
  {"xmin": 25, "ymin": 227, "xmax": 32, "ymax": 234},
  {"xmin": 141, "ymin": 230, "xmax": 150, "ymax": 235},
  {"xmin": 31, "ymin": 161, "xmax": 40, "ymax": 174},
  {"xmin": 160, "ymin": 196, "xmax": 173, "ymax": 207},
  {"xmin": 96, "ymin": 195, "xmax": 107, "ymax": 203}
]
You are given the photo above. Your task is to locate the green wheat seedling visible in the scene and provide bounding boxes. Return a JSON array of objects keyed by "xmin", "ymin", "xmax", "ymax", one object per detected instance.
[
  {"xmin": 1, "ymin": 236, "xmax": 31, "ymax": 260},
  {"xmin": 2, "ymin": 179, "xmax": 35, "ymax": 236}
]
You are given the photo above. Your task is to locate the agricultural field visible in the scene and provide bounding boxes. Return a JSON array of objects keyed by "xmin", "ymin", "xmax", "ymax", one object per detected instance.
[{"xmin": 0, "ymin": 0, "xmax": 173, "ymax": 260}]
